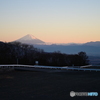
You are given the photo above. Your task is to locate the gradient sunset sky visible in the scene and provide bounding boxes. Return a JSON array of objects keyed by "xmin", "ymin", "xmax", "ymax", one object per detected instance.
[{"xmin": 0, "ymin": 0, "xmax": 100, "ymax": 43}]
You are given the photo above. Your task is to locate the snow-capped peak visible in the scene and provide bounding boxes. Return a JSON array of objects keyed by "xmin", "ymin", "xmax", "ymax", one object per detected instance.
[
  {"xmin": 15, "ymin": 34, "xmax": 45, "ymax": 44},
  {"xmin": 27, "ymin": 34, "xmax": 37, "ymax": 39},
  {"xmin": 18, "ymin": 34, "xmax": 37, "ymax": 41}
]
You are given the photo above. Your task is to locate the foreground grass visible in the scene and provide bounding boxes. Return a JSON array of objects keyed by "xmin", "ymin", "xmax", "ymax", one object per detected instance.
[{"xmin": 0, "ymin": 70, "xmax": 100, "ymax": 100}]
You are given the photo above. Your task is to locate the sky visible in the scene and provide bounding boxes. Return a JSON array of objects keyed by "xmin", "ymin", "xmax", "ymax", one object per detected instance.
[{"xmin": 0, "ymin": 0, "xmax": 100, "ymax": 43}]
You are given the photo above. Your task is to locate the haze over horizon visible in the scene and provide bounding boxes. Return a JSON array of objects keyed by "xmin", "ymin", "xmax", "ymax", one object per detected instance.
[{"xmin": 0, "ymin": 0, "xmax": 100, "ymax": 43}]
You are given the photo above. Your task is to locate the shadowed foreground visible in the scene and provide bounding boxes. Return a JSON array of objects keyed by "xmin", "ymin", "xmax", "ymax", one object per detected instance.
[{"xmin": 0, "ymin": 70, "xmax": 100, "ymax": 100}]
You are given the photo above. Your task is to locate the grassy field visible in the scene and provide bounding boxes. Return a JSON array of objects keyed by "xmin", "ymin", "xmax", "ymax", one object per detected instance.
[{"xmin": 0, "ymin": 70, "xmax": 100, "ymax": 100}]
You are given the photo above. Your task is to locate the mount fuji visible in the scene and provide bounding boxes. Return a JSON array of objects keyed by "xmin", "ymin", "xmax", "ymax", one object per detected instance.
[{"xmin": 15, "ymin": 34, "xmax": 45, "ymax": 44}]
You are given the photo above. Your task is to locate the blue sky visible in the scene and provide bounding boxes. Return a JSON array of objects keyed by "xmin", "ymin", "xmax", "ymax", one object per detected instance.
[{"xmin": 0, "ymin": 0, "xmax": 100, "ymax": 43}]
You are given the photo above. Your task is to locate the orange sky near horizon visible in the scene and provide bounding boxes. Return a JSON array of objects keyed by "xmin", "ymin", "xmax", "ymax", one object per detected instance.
[{"xmin": 0, "ymin": 0, "xmax": 100, "ymax": 43}]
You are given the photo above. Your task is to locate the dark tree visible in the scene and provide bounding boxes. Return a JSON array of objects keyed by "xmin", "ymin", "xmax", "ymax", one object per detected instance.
[
  {"xmin": 0, "ymin": 41, "xmax": 89, "ymax": 66},
  {"xmin": 78, "ymin": 51, "xmax": 89, "ymax": 65}
]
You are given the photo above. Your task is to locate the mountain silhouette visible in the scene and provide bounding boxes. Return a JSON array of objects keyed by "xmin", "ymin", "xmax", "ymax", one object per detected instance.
[
  {"xmin": 14, "ymin": 35, "xmax": 100, "ymax": 56},
  {"xmin": 15, "ymin": 34, "xmax": 45, "ymax": 44}
]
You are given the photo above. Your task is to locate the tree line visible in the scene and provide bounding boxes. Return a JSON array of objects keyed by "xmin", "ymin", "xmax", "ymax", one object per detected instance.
[{"xmin": 0, "ymin": 41, "xmax": 89, "ymax": 66}]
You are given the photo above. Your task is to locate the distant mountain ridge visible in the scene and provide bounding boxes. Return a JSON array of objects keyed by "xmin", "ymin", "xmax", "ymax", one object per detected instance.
[
  {"xmin": 13, "ymin": 34, "xmax": 100, "ymax": 56},
  {"xmin": 34, "ymin": 44, "xmax": 100, "ymax": 56},
  {"xmin": 83, "ymin": 41, "xmax": 100, "ymax": 46},
  {"xmin": 14, "ymin": 34, "xmax": 100, "ymax": 46},
  {"xmin": 14, "ymin": 34, "xmax": 45, "ymax": 44}
]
